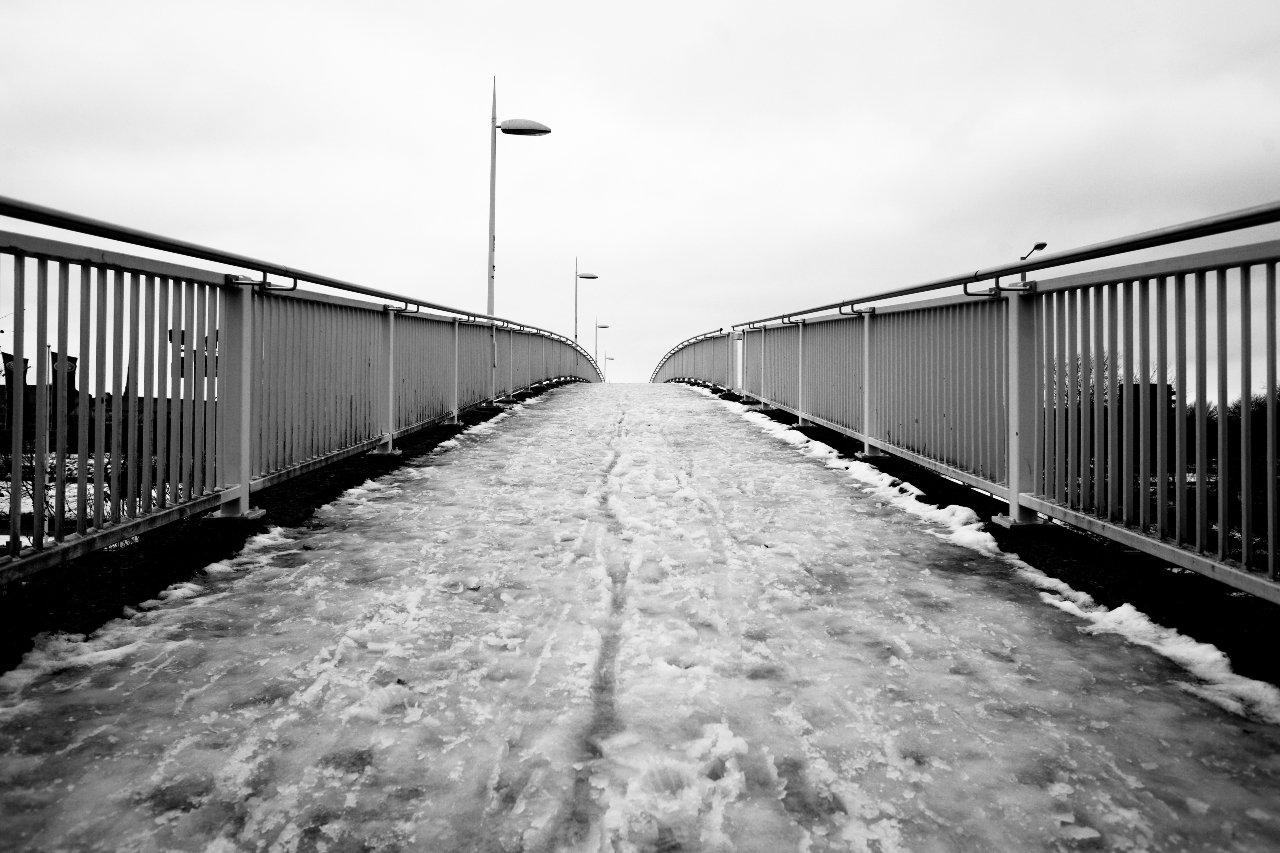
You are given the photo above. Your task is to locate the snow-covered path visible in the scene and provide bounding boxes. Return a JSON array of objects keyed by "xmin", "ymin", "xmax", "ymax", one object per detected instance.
[{"xmin": 3, "ymin": 383, "xmax": 1280, "ymax": 852}]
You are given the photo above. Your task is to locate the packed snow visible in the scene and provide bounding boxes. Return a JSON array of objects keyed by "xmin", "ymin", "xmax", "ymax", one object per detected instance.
[{"xmin": 2, "ymin": 382, "xmax": 1279, "ymax": 851}]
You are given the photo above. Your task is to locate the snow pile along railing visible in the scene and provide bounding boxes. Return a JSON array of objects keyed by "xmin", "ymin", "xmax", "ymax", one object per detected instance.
[
  {"xmin": 0, "ymin": 195, "xmax": 601, "ymax": 583},
  {"xmin": 651, "ymin": 200, "xmax": 1280, "ymax": 604}
]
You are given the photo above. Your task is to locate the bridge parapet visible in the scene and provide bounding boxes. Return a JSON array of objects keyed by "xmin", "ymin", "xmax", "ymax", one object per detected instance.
[
  {"xmin": 653, "ymin": 201, "xmax": 1280, "ymax": 604},
  {"xmin": 0, "ymin": 196, "xmax": 600, "ymax": 582}
]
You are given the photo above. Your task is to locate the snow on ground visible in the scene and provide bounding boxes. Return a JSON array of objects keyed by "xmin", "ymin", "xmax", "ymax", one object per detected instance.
[{"xmin": 2, "ymin": 383, "xmax": 1280, "ymax": 851}]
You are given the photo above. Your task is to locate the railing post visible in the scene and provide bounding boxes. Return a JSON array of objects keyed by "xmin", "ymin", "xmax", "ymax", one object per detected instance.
[
  {"xmin": 760, "ymin": 326, "xmax": 766, "ymax": 401},
  {"xmin": 861, "ymin": 310, "xmax": 884, "ymax": 456},
  {"xmin": 731, "ymin": 332, "xmax": 741, "ymax": 393},
  {"xmin": 726, "ymin": 332, "xmax": 733, "ymax": 391},
  {"xmin": 216, "ymin": 281, "xmax": 262, "ymax": 519},
  {"xmin": 796, "ymin": 321, "xmax": 808, "ymax": 426},
  {"xmin": 996, "ymin": 292, "xmax": 1039, "ymax": 526},
  {"xmin": 372, "ymin": 307, "xmax": 398, "ymax": 455},
  {"xmin": 489, "ymin": 324, "xmax": 497, "ymax": 402},
  {"xmin": 449, "ymin": 317, "xmax": 460, "ymax": 425}
]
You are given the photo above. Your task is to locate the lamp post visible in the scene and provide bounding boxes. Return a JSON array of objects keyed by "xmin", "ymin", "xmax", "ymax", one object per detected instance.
[
  {"xmin": 574, "ymin": 259, "xmax": 598, "ymax": 343},
  {"xmin": 487, "ymin": 78, "xmax": 550, "ymax": 316},
  {"xmin": 595, "ymin": 321, "xmax": 609, "ymax": 366},
  {"xmin": 604, "ymin": 355, "xmax": 615, "ymax": 383}
]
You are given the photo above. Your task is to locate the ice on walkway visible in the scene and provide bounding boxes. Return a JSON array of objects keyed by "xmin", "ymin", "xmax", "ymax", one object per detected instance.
[{"xmin": 2, "ymin": 383, "xmax": 1280, "ymax": 852}]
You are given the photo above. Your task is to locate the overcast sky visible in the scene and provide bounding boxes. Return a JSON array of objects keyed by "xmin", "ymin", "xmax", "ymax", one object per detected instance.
[{"xmin": 4, "ymin": 0, "xmax": 1280, "ymax": 381}]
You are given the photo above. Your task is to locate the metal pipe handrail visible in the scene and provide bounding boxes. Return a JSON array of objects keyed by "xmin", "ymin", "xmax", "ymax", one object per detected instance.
[
  {"xmin": 731, "ymin": 198, "xmax": 1280, "ymax": 329},
  {"xmin": 0, "ymin": 193, "xmax": 598, "ymax": 369}
]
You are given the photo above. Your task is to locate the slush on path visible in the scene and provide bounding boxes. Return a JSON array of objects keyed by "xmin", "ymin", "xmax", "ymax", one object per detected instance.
[{"xmin": 2, "ymin": 383, "xmax": 1279, "ymax": 851}]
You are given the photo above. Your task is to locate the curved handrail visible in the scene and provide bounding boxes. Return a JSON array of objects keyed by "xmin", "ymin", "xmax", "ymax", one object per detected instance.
[
  {"xmin": 729, "ymin": 198, "xmax": 1280, "ymax": 329},
  {"xmin": 649, "ymin": 328, "xmax": 725, "ymax": 383},
  {"xmin": 0, "ymin": 193, "xmax": 600, "ymax": 376}
]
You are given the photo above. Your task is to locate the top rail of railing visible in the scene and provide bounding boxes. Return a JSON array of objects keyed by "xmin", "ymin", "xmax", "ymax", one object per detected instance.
[
  {"xmin": 731, "ymin": 199, "xmax": 1280, "ymax": 329},
  {"xmin": 0, "ymin": 193, "xmax": 597, "ymax": 367}
]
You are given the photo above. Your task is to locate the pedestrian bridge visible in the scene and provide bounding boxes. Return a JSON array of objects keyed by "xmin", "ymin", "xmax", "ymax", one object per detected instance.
[
  {"xmin": 3, "ymin": 381, "xmax": 1280, "ymax": 850},
  {"xmin": 3, "ymin": 197, "xmax": 1280, "ymax": 850}
]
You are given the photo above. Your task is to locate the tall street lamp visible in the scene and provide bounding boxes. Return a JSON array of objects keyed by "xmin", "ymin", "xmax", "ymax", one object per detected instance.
[
  {"xmin": 574, "ymin": 258, "xmax": 598, "ymax": 343},
  {"xmin": 488, "ymin": 78, "xmax": 550, "ymax": 316},
  {"xmin": 595, "ymin": 321, "xmax": 609, "ymax": 365}
]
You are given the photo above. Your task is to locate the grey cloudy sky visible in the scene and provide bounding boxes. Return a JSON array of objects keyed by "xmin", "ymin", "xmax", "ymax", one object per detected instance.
[{"xmin": 4, "ymin": 0, "xmax": 1279, "ymax": 381}]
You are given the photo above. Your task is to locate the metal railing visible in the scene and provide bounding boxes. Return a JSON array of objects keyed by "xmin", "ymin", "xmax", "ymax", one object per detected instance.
[
  {"xmin": 652, "ymin": 200, "xmax": 1280, "ymax": 604},
  {"xmin": 1, "ymin": 196, "xmax": 600, "ymax": 583}
]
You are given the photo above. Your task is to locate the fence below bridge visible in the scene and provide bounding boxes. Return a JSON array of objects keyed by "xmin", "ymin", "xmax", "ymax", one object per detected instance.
[
  {"xmin": 0, "ymin": 197, "xmax": 600, "ymax": 584},
  {"xmin": 652, "ymin": 201, "xmax": 1280, "ymax": 605}
]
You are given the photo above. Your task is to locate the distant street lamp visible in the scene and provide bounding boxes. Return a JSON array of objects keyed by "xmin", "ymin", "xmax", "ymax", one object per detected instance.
[
  {"xmin": 487, "ymin": 78, "xmax": 550, "ymax": 316},
  {"xmin": 595, "ymin": 321, "xmax": 609, "ymax": 365},
  {"xmin": 574, "ymin": 259, "xmax": 598, "ymax": 343},
  {"xmin": 604, "ymin": 355, "xmax": 615, "ymax": 383}
]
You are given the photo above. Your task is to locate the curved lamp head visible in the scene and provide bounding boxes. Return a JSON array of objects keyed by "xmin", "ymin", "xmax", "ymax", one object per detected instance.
[
  {"xmin": 577, "ymin": 272, "xmax": 598, "ymax": 280},
  {"xmin": 1020, "ymin": 241, "xmax": 1048, "ymax": 261},
  {"xmin": 597, "ymin": 324, "xmax": 610, "ymax": 329},
  {"xmin": 499, "ymin": 119, "xmax": 551, "ymax": 136}
]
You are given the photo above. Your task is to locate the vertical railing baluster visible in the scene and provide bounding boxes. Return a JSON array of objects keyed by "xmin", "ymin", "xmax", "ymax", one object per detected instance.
[
  {"xmin": 204, "ymin": 287, "xmax": 219, "ymax": 493},
  {"xmin": 1094, "ymin": 285, "xmax": 1106, "ymax": 515},
  {"xmin": 1122, "ymin": 280, "xmax": 1135, "ymax": 526},
  {"xmin": 1138, "ymin": 278, "xmax": 1151, "ymax": 531},
  {"xmin": 1107, "ymin": 282, "xmax": 1120, "ymax": 522},
  {"xmin": 1267, "ymin": 262, "xmax": 1277, "ymax": 580},
  {"xmin": 1195, "ymin": 271, "xmax": 1209, "ymax": 552},
  {"xmin": 168, "ymin": 280, "xmax": 183, "ymax": 502},
  {"xmin": 126, "ymin": 271, "xmax": 140, "ymax": 516},
  {"xmin": 154, "ymin": 277, "xmax": 170, "ymax": 509},
  {"xmin": 1055, "ymin": 291, "xmax": 1067, "ymax": 504},
  {"xmin": 1240, "ymin": 266, "xmax": 1253, "ymax": 569},
  {"xmin": 1080, "ymin": 288, "xmax": 1094, "ymax": 512},
  {"xmin": 1216, "ymin": 269, "xmax": 1229, "ymax": 561},
  {"xmin": 261, "ymin": 297, "xmax": 274, "ymax": 471},
  {"xmin": 140, "ymin": 274, "xmax": 155, "ymax": 515},
  {"xmin": 109, "ymin": 270, "xmax": 125, "ymax": 523},
  {"xmin": 1156, "ymin": 275, "xmax": 1169, "ymax": 538},
  {"xmin": 33, "ymin": 260, "xmax": 48, "ymax": 548},
  {"xmin": 7, "ymin": 256, "xmax": 24, "ymax": 556},
  {"xmin": 53, "ymin": 262, "xmax": 69, "ymax": 541},
  {"xmin": 1040, "ymin": 296, "xmax": 1052, "ymax": 496},
  {"xmin": 1175, "ymin": 274, "xmax": 1188, "ymax": 545},
  {"xmin": 93, "ymin": 266, "xmax": 108, "ymax": 529},
  {"xmin": 76, "ymin": 264, "xmax": 91, "ymax": 533},
  {"xmin": 1031, "ymin": 297, "xmax": 1043, "ymax": 497},
  {"xmin": 182, "ymin": 279, "xmax": 197, "ymax": 502}
]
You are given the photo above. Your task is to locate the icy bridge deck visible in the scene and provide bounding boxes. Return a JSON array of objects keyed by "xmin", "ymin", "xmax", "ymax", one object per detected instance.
[{"xmin": 3, "ymin": 383, "xmax": 1280, "ymax": 851}]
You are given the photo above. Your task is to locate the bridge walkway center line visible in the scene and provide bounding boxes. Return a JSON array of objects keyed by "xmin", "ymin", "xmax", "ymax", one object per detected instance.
[{"xmin": 1, "ymin": 383, "xmax": 1279, "ymax": 851}]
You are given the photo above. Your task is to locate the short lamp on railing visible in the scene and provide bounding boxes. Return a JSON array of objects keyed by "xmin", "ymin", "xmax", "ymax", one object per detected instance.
[{"xmin": 1017, "ymin": 241, "xmax": 1048, "ymax": 286}]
